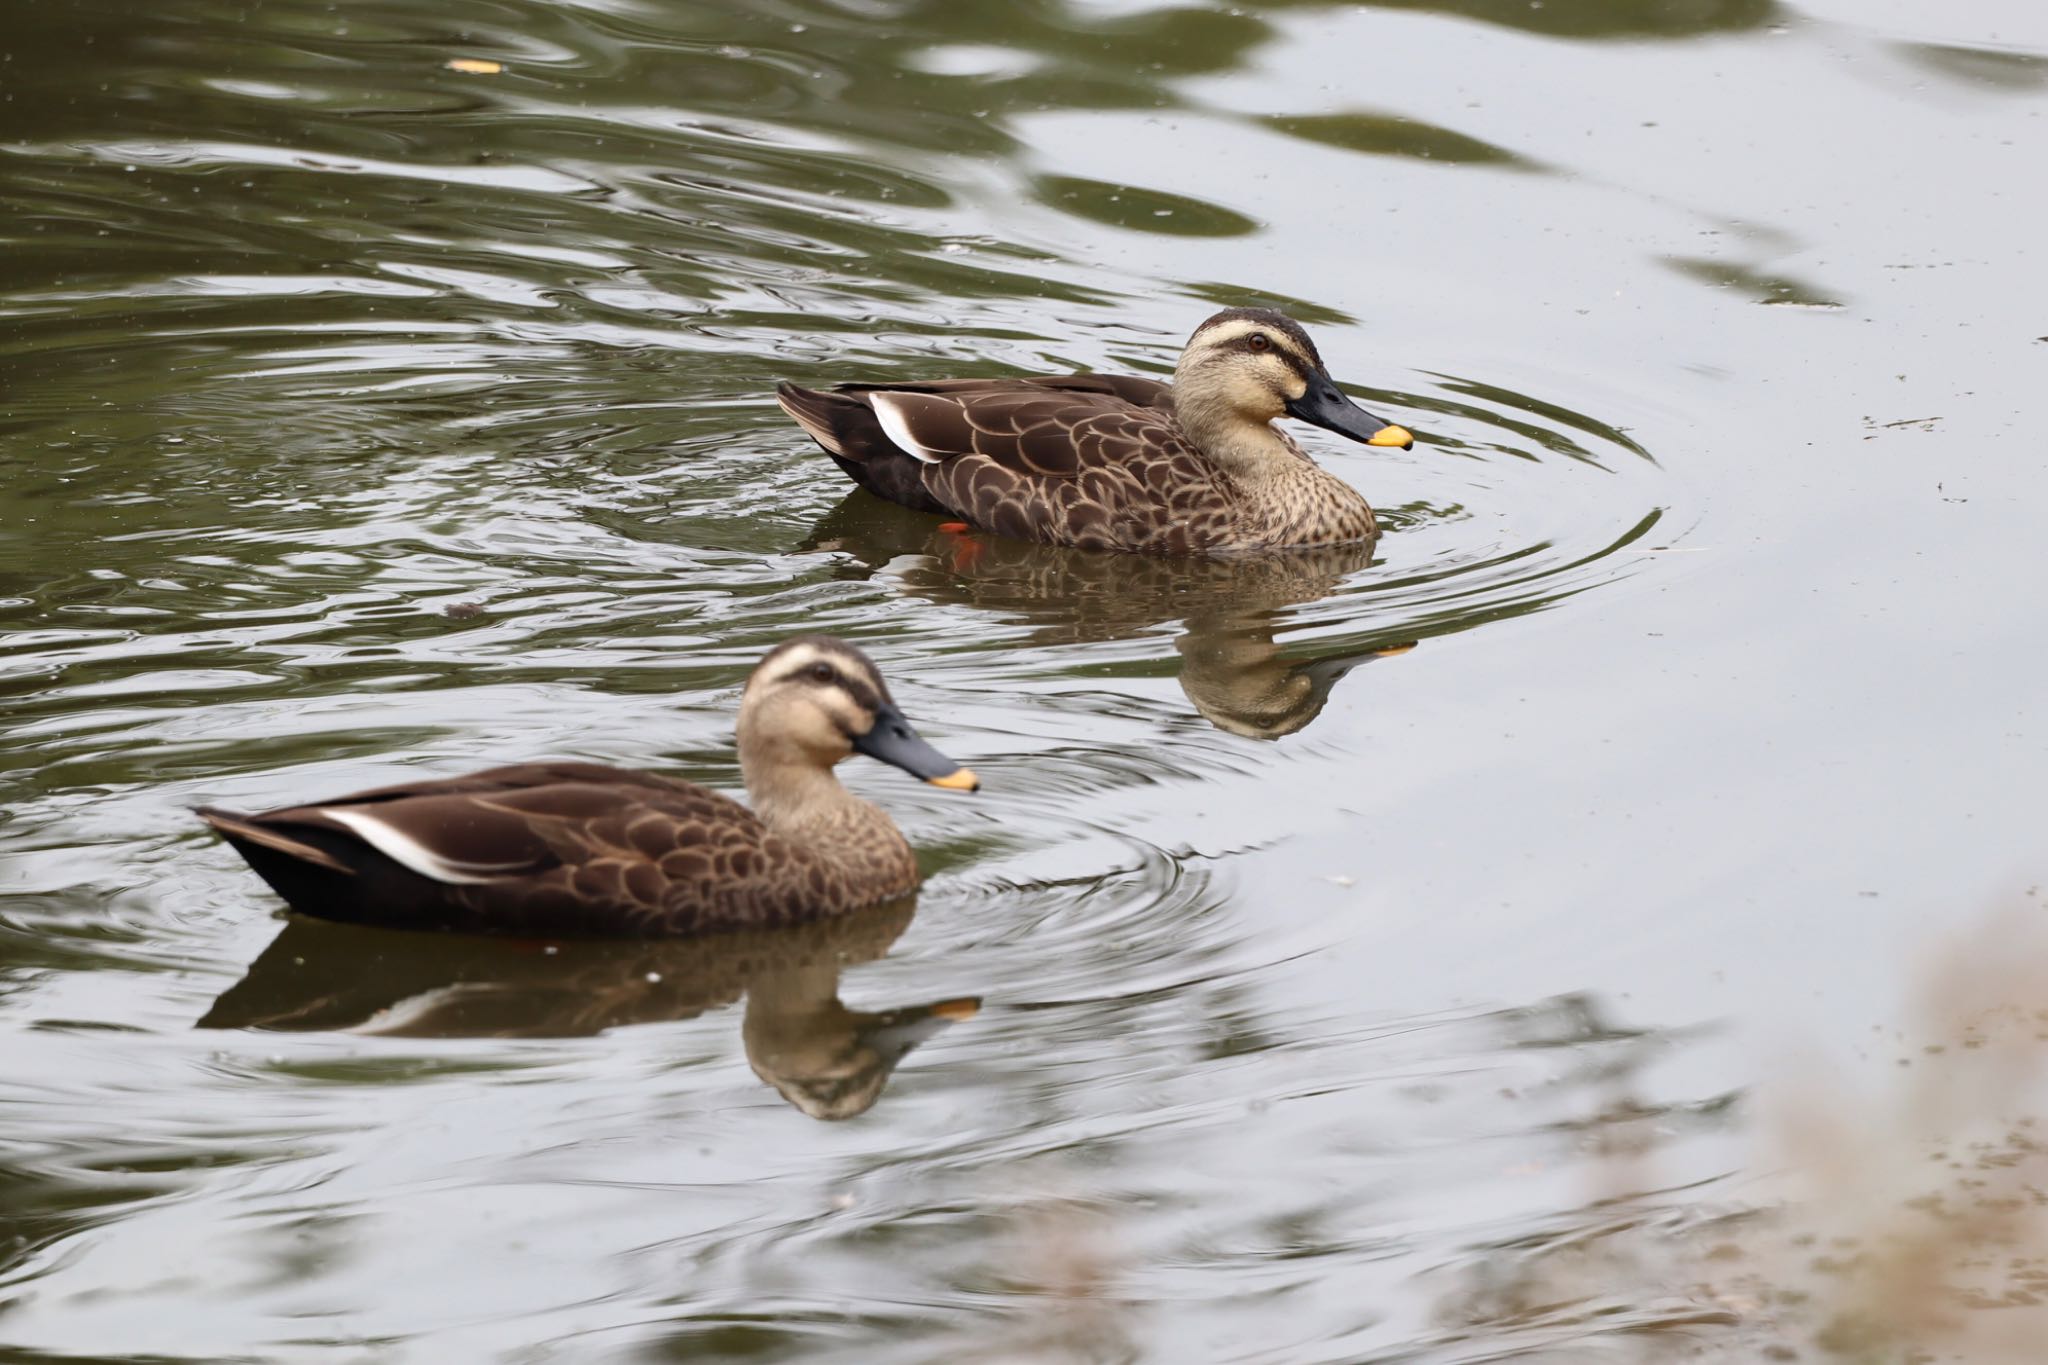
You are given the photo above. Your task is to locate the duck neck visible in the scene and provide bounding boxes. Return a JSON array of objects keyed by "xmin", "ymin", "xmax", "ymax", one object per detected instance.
[
  {"xmin": 745, "ymin": 757, "xmax": 879, "ymax": 841},
  {"xmin": 1173, "ymin": 386, "xmax": 1301, "ymax": 485},
  {"xmin": 1173, "ymin": 395, "xmax": 1373, "ymax": 542}
]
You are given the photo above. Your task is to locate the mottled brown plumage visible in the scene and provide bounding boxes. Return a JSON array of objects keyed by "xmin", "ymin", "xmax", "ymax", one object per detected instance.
[
  {"xmin": 197, "ymin": 637, "xmax": 978, "ymax": 937},
  {"xmin": 777, "ymin": 307, "xmax": 1415, "ymax": 555}
]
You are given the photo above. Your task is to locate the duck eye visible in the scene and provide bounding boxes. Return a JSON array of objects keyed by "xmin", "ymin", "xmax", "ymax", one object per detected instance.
[
  {"xmin": 807, "ymin": 662, "xmax": 836, "ymax": 685},
  {"xmin": 1248, "ymin": 332, "xmax": 1270, "ymax": 352}
]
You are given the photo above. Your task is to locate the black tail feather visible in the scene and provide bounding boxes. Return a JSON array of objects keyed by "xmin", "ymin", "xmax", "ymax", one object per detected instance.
[{"xmin": 775, "ymin": 383, "xmax": 951, "ymax": 516}]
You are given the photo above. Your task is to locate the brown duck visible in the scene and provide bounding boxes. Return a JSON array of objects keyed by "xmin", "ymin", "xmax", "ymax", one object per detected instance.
[
  {"xmin": 197, "ymin": 637, "xmax": 978, "ymax": 937},
  {"xmin": 776, "ymin": 307, "xmax": 1415, "ymax": 555}
]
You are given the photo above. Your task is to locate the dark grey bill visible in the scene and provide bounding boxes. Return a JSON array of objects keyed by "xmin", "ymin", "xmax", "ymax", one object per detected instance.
[
  {"xmin": 852, "ymin": 702, "xmax": 979, "ymax": 790},
  {"xmin": 1285, "ymin": 375, "xmax": 1415, "ymax": 450}
]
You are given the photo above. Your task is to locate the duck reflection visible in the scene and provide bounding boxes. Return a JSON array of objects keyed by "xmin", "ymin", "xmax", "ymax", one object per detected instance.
[
  {"xmin": 199, "ymin": 897, "xmax": 974, "ymax": 1121},
  {"xmin": 804, "ymin": 496, "xmax": 1414, "ymax": 739}
]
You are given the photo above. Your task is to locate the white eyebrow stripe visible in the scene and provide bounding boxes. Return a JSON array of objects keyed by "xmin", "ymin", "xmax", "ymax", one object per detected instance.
[
  {"xmin": 1198, "ymin": 319, "xmax": 1261, "ymax": 346},
  {"xmin": 869, "ymin": 393, "xmax": 946, "ymax": 464},
  {"xmin": 760, "ymin": 644, "xmax": 832, "ymax": 689},
  {"xmin": 1196, "ymin": 318, "xmax": 1315, "ymax": 368},
  {"xmin": 320, "ymin": 808, "xmax": 524, "ymax": 885}
]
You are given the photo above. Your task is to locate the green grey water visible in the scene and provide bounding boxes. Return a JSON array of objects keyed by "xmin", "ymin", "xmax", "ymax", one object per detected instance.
[{"xmin": 2, "ymin": 0, "xmax": 2046, "ymax": 1359}]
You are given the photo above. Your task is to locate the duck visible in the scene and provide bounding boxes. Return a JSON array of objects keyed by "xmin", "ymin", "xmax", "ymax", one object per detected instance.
[
  {"xmin": 197, "ymin": 636, "xmax": 978, "ymax": 937},
  {"xmin": 776, "ymin": 306, "xmax": 1414, "ymax": 556}
]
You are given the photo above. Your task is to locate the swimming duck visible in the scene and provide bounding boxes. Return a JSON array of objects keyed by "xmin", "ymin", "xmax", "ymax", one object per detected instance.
[
  {"xmin": 776, "ymin": 307, "xmax": 1414, "ymax": 555},
  {"xmin": 197, "ymin": 637, "xmax": 978, "ymax": 937}
]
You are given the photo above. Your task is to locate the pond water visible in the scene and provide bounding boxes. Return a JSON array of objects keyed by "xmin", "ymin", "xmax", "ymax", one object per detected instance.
[{"xmin": 3, "ymin": 0, "xmax": 2047, "ymax": 1359}]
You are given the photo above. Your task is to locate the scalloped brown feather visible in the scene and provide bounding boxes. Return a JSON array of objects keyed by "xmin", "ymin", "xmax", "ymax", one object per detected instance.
[
  {"xmin": 776, "ymin": 370, "xmax": 1378, "ymax": 554},
  {"xmin": 200, "ymin": 761, "xmax": 921, "ymax": 938}
]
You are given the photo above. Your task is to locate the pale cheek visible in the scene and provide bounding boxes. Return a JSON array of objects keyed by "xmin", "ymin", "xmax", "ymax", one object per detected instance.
[
  {"xmin": 813, "ymin": 707, "xmax": 867, "ymax": 755},
  {"xmin": 1235, "ymin": 376, "xmax": 1288, "ymax": 416}
]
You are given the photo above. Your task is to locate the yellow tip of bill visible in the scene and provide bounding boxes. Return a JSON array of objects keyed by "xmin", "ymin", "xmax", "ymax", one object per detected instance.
[
  {"xmin": 1367, "ymin": 424, "xmax": 1415, "ymax": 449},
  {"xmin": 926, "ymin": 767, "xmax": 980, "ymax": 792},
  {"xmin": 929, "ymin": 997, "xmax": 981, "ymax": 1021}
]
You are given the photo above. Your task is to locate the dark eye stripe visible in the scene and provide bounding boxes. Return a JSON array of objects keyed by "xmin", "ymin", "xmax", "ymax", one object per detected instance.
[
  {"xmin": 841, "ymin": 678, "xmax": 882, "ymax": 713},
  {"xmin": 1228, "ymin": 332, "xmax": 1311, "ymax": 371},
  {"xmin": 781, "ymin": 664, "xmax": 882, "ymax": 713},
  {"xmin": 1257, "ymin": 341, "xmax": 1316, "ymax": 382}
]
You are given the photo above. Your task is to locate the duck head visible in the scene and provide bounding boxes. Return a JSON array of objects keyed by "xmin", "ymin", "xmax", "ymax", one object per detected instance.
[
  {"xmin": 738, "ymin": 635, "xmax": 978, "ymax": 798},
  {"xmin": 1173, "ymin": 307, "xmax": 1413, "ymax": 454}
]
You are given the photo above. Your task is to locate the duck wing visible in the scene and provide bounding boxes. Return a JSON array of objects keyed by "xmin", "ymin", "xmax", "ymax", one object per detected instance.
[
  {"xmin": 199, "ymin": 763, "xmax": 818, "ymax": 936},
  {"xmin": 779, "ymin": 375, "xmax": 1210, "ymax": 551},
  {"xmin": 941, "ymin": 373, "xmax": 1172, "ymax": 409}
]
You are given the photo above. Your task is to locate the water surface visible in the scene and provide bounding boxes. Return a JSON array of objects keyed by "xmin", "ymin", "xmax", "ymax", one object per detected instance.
[{"xmin": 4, "ymin": 0, "xmax": 2047, "ymax": 1359}]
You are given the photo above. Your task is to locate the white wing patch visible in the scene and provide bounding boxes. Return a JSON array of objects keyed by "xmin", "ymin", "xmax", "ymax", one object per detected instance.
[
  {"xmin": 869, "ymin": 393, "xmax": 946, "ymax": 464},
  {"xmin": 320, "ymin": 808, "xmax": 526, "ymax": 886}
]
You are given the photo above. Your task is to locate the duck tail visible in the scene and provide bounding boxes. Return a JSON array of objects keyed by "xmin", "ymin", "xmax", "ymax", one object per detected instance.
[
  {"xmin": 774, "ymin": 382, "xmax": 952, "ymax": 515},
  {"xmin": 195, "ymin": 806, "xmax": 355, "ymax": 875},
  {"xmin": 775, "ymin": 382, "xmax": 857, "ymax": 461}
]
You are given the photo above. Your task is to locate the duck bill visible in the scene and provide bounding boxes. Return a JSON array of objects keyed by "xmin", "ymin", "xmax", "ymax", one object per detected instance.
[
  {"xmin": 1285, "ymin": 376, "xmax": 1414, "ymax": 450},
  {"xmin": 864, "ymin": 996, "xmax": 983, "ymax": 1059},
  {"xmin": 852, "ymin": 702, "xmax": 979, "ymax": 791}
]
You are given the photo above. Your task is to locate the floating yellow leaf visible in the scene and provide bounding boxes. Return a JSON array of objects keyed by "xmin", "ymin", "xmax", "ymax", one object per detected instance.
[{"xmin": 445, "ymin": 58, "xmax": 503, "ymax": 75}]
